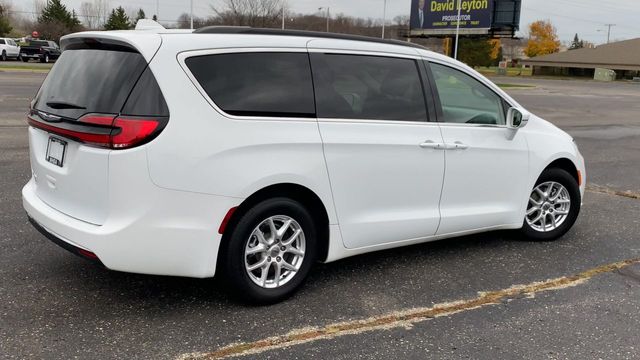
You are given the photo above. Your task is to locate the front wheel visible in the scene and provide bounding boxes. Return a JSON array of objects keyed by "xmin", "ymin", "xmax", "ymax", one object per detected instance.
[
  {"xmin": 521, "ymin": 168, "xmax": 581, "ymax": 241},
  {"xmin": 1, "ymin": 51, "xmax": 6, "ymax": 61},
  {"xmin": 221, "ymin": 198, "xmax": 317, "ymax": 304}
]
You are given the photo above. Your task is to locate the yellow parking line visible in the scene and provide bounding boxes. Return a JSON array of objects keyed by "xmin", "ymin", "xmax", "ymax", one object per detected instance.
[
  {"xmin": 586, "ymin": 184, "xmax": 640, "ymax": 200},
  {"xmin": 178, "ymin": 258, "xmax": 640, "ymax": 360}
]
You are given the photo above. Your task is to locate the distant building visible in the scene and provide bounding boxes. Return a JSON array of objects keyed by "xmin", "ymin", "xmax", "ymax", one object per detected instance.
[
  {"xmin": 501, "ymin": 38, "xmax": 527, "ymax": 62},
  {"xmin": 522, "ymin": 38, "xmax": 640, "ymax": 79}
]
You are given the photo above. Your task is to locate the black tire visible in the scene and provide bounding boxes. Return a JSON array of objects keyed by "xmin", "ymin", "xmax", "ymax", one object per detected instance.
[
  {"xmin": 1, "ymin": 51, "xmax": 6, "ymax": 61},
  {"xmin": 220, "ymin": 197, "xmax": 317, "ymax": 304},
  {"xmin": 41, "ymin": 54, "xmax": 49, "ymax": 63},
  {"xmin": 521, "ymin": 168, "xmax": 581, "ymax": 241},
  {"xmin": 22, "ymin": 57, "xmax": 29, "ymax": 62}
]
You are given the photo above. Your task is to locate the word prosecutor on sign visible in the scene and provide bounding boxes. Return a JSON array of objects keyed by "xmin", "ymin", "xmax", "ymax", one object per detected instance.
[{"xmin": 410, "ymin": 0, "xmax": 493, "ymax": 31}]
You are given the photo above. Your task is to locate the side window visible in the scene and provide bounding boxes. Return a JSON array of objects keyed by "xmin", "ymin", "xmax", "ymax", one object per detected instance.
[
  {"xmin": 185, "ymin": 52, "xmax": 315, "ymax": 118},
  {"xmin": 310, "ymin": 54, "xmax": 428, "ymax": 121},
  {"xmin": 430, "ymin": 63, "xmax": 506, "ymax": 125},
  {"xmin": 0, "ymin": 39, "xmax": 5, "ymax": 45}
]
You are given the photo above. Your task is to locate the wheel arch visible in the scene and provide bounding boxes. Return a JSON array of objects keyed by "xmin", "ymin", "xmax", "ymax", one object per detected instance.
[
  {"xmin": 543, "ymin": 157, "xmax": 580, "ymax": 186},
  {"xmin": 217, "ymin": 183, "xmax": 331, "ymax": 272}
]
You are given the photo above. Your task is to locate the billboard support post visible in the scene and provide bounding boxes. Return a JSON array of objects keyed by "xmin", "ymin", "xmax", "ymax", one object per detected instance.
[
  {"xmin": 382, "ymin": 0, "xmax": 387, "ymax": 39},
  {"xmin": 453, "ymin": 0, "xmax": 462, "ymax": 59}
]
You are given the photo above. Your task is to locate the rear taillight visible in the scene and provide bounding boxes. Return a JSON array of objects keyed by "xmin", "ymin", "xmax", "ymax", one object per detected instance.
[{"xmin": 27, "ymin": 112, "xmax": 167, "ymax": 149}]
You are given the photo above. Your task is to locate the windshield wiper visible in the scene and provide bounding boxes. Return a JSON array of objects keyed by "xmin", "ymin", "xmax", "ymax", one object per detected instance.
[{"xmin": 46, "ymin": 101, "xmax": 86, "ymax": 110}]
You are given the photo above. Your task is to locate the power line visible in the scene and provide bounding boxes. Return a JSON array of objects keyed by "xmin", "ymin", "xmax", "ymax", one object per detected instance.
[{"xmin": 522, "ymin": 6, "xmax": 640, "ymax": 31}]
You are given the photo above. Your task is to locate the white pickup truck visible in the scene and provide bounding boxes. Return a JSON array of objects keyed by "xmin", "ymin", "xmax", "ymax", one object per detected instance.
[{"xmin": 0, "ymin": 37, "xmax": 21, "ymax": 61}]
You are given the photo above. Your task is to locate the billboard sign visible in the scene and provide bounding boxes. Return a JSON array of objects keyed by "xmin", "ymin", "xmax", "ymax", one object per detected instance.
[{"xmin": 410, "ymin": 0, "xmax": 494, "ymax": 33}]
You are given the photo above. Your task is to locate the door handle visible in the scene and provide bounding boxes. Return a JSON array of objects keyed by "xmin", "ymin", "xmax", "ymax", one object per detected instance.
[
  {"xmin": 452, "ymin": 141, "xmax": 469, "ymax": 150},
  {"xmin": 419, "ymin": 140, "xmax": 443, "ymax": 149}
]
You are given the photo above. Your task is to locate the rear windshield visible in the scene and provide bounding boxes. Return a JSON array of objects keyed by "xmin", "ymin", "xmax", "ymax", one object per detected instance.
[
  {"xmin": 30, "ymin": 40, "xmax": 49, "ymax": 47},
  {"xmin": 34, "ymin": 49, "xmax": 148, "ymax": 119}
]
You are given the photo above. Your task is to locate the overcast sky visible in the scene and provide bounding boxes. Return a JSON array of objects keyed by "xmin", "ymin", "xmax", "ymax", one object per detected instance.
[{"xmin": 12, "ymin": 0, "xmax": 640, "ymax": 44}]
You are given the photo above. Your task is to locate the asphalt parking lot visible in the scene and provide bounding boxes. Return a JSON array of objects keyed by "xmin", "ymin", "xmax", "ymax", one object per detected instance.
[{"xmin": 1, "ymin": 73, "xmax": 639, "ymax": 359}]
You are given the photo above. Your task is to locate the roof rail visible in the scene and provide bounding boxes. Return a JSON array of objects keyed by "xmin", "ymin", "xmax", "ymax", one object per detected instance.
[{"xmin": 193, "ymin": 26, "xmax": 426, "ymax": 50}]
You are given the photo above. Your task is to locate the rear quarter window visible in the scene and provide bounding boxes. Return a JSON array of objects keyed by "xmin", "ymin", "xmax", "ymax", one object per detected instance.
[{"xmin": 185, "ymin": 52, "xmax": 316, "ymax": 118}]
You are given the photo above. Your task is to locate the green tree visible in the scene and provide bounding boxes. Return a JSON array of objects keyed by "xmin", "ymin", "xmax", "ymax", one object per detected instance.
[
  {"xmin": 135, "ymin": 8, "xmax": 146, "ymax": 23},
  {"xmin": 0, "ymin": 3, "xmax": 13, "ymax": 37},
  {"xmin": 152, "ymin": 14, "xmax": 158, "ymax": 21},
  {"xmin": 569, "ymin": 33, "xmax": 584, "ymax": 50},
  {"xmin": 104, "ymin": 6, "xmax": 132, "ymax": 30},
  {"xmin": 37, "ymin": 0, "xmax": 83, "ymax": 41},
  {"xmin": 458, "ymin": 38, "xmax": 494, "ymax": 67}
]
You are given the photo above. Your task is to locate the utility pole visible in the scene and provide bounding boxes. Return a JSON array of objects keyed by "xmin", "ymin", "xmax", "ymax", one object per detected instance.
[
  {"xmin": 453, "ymin": 0, "xmax": 462, "ymax": 59},
  {"xmin": 156, "ymin": 0, "xmax": 159, "ymax": 22},
  {"xmin": 326, "ymin": 7, "xmax": 330, "ymax": 32},
  {"xmin": 381, "ymin": 0, "xmax": 387, "ymax": 39},
  {"xmin": 190, "ymin": 0, "xmax": 194, "ymax": 29},
  {"xmin": 604, "ymin": 23, "xmax": 616, "ymax": 44},
  {"xmin": 319, "ymin": 7, "xmax": 330, "ymax": 32},
  {"xmin": 282, "ymin": 1, "xmax": 285, "ymax": 29}
]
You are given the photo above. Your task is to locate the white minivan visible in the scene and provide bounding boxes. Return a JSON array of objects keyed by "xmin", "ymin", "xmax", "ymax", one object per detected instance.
[
  {"xmin": 23, "ymin": 23, "xmax": 585, "ymax": 303},
  {"xmin": 0, "ymin": 37, "xmax": 20, "ymax": 60}
]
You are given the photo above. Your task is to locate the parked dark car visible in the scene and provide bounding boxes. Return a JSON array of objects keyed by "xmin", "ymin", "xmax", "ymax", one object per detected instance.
[{"xmin": 20, "ymin": 40, "xmax": 61, "ymax": 63}]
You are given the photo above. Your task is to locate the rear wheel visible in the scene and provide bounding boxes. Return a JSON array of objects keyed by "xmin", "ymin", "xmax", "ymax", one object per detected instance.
[
  {"xmin": 221, "ymin": 198, "xmax": 317, "ymax": 304},
  {"xmin": 521, "ymin": 168, "xmax": 581, "ymax": 241},
  {"xmin": 41, "ymin": 54, "xmax": 49, "ymax": 63},
  {"xmin": 1, "ymin": 51, "xmax": 6, "ymax": 61},
  {"xmin": 22, "ymin": 57, "xmax": 29, "ymax": 62}
]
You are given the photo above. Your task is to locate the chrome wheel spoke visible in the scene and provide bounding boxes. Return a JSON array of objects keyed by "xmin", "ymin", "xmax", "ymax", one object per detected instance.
[
  {"xmin": 260, "ymin": 263, "xmax": 270, "ymax": 286},
  {"xmin": 247, "ymin": 258, "xmax": 267, "ymax": 271},
  {"xmin": 267, "ymin": 218, "xmax": 277, "ymax": 242},
  {"xmin": 286, "ymin": 246, "xmax": 304, "ymax": 257},
  {"xmin": 282, "ymin": 229, "xmax": 302, "ymax": 246},
  {"xmin": 273, "ymin": 262, "xmax": 281, "ymax": 287},
  {"xmin": 276, "ymin": 219, "xmax": 292, "ymax": 240},
  {"xmin": 281, "ymin": 260, "xmax": 297, "ymax": 272},
  {"xmin": 529, "ymin": 197, "xmax": 542, "ymax": 206},
  {"xmin": 246, "ymin": 244, "xmax": 266, "ymax": 255},
  {"xmin": 255, "ymin": 231, "xmax": 269, "ymax": 245},
  {"xmin": 526, "ymin": 206, "xmax": 539, "ymax": 216}
]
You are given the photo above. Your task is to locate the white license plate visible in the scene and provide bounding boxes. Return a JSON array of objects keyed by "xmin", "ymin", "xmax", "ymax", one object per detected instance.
[{"xmin": 46, "ymin": 137, "xmax": 67, "ymax": 167}]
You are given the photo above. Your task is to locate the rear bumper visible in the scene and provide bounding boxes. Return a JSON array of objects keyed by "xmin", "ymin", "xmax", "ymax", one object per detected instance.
[
  {"xmin": 23, "ymin": 177, "xmax": 242, "ymax": 278},
  {"xmin": 28, "ymin": 216, "xmax": 104, "ymax": 266}
]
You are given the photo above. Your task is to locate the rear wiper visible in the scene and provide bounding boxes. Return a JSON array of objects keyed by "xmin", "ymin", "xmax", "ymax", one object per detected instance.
[{"xmin": 46, "ymin": 101, "xmax": 86, "ymax": 110}]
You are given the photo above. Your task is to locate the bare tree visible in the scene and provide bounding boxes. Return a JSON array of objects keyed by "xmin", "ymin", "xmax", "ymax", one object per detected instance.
[
  {"xmin": 79, "ymin": 0, "xmax": 110, "ymax": 29},
  {"xmin": 393, "ymin": 15, "xmax": 409, "ymax": 27},
  {"xmin": 212, "ymin": 0, "xmax": 283, "ymax": 28},
  {"xmin": 176, "ymin": 12, "xmax": 211, "ymax": 29}
]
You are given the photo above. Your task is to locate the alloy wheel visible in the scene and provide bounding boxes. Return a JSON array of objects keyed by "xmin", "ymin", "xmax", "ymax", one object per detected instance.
[
  {"xmin": 244, "ymin": 215, "xmax": 306, "ymax": 289},
  {"xmin": 526, "ymin": 181, "xmax": 571, "ymax": 232}
]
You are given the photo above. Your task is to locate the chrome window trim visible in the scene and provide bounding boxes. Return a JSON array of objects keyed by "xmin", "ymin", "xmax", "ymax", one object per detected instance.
[{"xmin": 317, "ymin": 117, "xmax": 440, "ymax": 127}]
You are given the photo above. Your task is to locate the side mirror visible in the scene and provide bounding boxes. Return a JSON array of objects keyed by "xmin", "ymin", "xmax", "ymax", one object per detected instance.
[{"xmin": 507, "ymin": 107, "xmax": 530, "ymax": 129}]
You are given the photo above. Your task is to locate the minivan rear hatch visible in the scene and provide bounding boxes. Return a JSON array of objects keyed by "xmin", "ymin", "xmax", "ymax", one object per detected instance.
[{"xmin": 28, "ymin": 37, "xmax": 168, "ymax": 225}]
